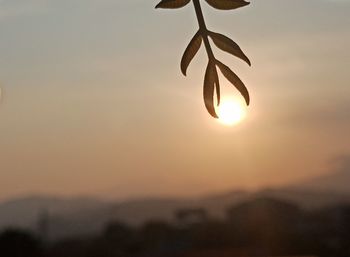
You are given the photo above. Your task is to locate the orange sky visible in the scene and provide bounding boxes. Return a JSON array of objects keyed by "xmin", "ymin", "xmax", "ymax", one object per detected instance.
[{"xmin": 0, "ymin": 0, "xmax": 349, "ymax": 201}]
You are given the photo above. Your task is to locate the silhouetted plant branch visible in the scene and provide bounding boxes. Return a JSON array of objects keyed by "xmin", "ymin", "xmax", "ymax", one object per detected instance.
[{"xmin": 156, "ymin": 0, "xmax": 251, "ymax": 118}]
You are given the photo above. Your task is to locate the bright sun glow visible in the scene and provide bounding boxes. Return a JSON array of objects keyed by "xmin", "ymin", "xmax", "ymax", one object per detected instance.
[{"xmin": 217, "ymin": 98, "xmax": 246, "ymax": 126}]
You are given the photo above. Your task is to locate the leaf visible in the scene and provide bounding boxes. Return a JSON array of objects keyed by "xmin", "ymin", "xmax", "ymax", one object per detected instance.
[
  {"xmin": 214, "ymin": 66, "xmax": 221, "ymax": 105},
  {"xmin": 216, "ymin": 60, "xmax": 250, "ymax": 105},
  {"xmin": 155, "ymin": 0, "xmax": 191, "ymax": 9},
  {"xmin": 209, "ymin": 31, "xmax": 251, "ymax": 66},
  {"xmin": 205, "ymin": 0, "xmax": 250, "ymax": 10},
  {"xmin": 203, "ymin": 62, "xmax": 219, "ymax": 118},
  {"xmin": 181, "ymin": 31, "xmax": 202, "ymax": 76}
]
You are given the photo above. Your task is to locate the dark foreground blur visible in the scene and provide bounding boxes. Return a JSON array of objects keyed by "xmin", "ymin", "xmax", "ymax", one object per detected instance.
[{"xmin": 1, "ymin": 198, "xmax": 349, "ymax": 257}]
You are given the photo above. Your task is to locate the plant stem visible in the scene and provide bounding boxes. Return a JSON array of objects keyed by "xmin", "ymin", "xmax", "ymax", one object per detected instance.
[
  {"xmin": 193, "ymin": 0, "xmax": 220, "ymax": 106},
  {"xmin": 192, "ymin": 0, "xmax": 215, "ymax": 62}
]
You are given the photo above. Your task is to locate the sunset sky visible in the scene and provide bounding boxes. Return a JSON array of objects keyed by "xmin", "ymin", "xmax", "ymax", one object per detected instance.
[{"xmin": 0, "ymin": 0, "xmax": 349, "ymax": 201}]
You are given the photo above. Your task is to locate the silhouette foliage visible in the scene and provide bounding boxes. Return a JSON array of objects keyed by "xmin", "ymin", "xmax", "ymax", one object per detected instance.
[
  {"xmin": 2, "ymin": 198, "xmax": 350, "ymax": 257},
  {"xmin": 156, "ymin": 0, "xmax": 251, "ymax": 118},
  {"xmin": 0, "ymin": 229, "xmax": 43, "ymax": 257}
]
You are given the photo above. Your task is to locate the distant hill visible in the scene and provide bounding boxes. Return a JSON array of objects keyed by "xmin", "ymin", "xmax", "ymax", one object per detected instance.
[
  {"xmin": 0, "ymin": 196, "xmax": 109, "ymax": 237},
  {"xmin": 292, "ymin": 170, "xmax": 350, "ymax": 195},
  {"xmin": 285, "ymin": 157, "xmax": 350, "ymax": 195},
  {"xmin": 1, "ymin": 169, "xmax": 350, "ymax": 239}
]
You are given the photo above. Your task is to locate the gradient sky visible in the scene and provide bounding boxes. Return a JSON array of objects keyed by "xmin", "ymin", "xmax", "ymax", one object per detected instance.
[{"xmin": 0, "ymin": 0, "xmax": 349, "ymax": 201}]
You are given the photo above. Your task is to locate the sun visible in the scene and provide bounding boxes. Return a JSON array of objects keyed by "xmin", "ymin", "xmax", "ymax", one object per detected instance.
[{"xmin": 217, "ymin": 98, "xmax": 247, "ymax": 126}]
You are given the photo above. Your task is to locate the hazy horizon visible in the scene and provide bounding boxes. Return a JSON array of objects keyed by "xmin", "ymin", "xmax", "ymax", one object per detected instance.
[{"xmin": 1, "ymin": 0, "xmax": 349, "ymax": 202}]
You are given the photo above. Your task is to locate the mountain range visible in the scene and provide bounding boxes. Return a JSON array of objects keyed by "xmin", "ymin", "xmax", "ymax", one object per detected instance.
[{"xmin": 1, "ymin": 168, "xmax": 349, "ymax": 240}]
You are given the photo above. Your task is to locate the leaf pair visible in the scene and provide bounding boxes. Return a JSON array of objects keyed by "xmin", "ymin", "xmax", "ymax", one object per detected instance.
[
  {"xmin": 156, "ymin": 0, "xmax": 250, "ymax": 10},
  {"xmin": 181, "ymin": 31, "xmax": 250, "ymax": 76},
  {"xmin": 203, "ymin": 60, "xmax": 249, "ymax": 118}
]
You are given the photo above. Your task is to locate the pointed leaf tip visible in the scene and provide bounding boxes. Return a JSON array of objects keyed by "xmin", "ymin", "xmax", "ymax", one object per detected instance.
[
  {"xmin": 156, "ymin": 0, "xmax": 191, "ymax": 9},
  {"xmin": 181, "ymin": 31, "xmax": 202, "ymax": 76}
]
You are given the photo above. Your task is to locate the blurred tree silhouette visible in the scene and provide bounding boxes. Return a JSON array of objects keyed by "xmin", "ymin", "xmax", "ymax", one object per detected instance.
[
  {"xmin": 227, "ymin": 198, "xmax": 303, "ymax": 255},
  {"xmin": 0, "ymin": 229, "xmax": 43, "ymax": 257},
  {"xmin": 3, "ymin": 198, "xmax": 350, "ymax": 257}
]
